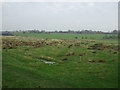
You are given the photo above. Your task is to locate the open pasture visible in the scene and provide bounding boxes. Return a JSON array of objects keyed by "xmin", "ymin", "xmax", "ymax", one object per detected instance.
[
  {"xmin": 15, "ymin": 32, "xmax": 118, "ymax": 40},
  {"xmin": 2, "ymin": 33, "xmax": 119, "ymax": 88}
]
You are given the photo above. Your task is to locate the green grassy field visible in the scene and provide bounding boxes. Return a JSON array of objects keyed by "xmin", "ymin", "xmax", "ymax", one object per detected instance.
[
  {"xmin": 2, "ymin": 33, "xmax": 119, "ymax": 88},
  {"xmin": 15, "ymin": 32, "xmax": 118, "ymax": 39}
]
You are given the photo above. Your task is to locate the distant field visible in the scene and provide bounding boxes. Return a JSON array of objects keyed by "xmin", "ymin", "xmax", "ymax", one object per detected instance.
[
  {"xmin": 15, "ymin": 32, "xmax": 118, "ymax": 39},
  {"xmin": 2, "ymin": 33, "xmax": 119, "ymax": 88}
]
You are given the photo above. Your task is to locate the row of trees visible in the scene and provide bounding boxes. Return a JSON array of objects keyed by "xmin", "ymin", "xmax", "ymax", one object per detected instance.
[
  {"xmin": 16, "ymin": 29, "xmax": 119, "ymax": 34},
  {"xmin": 1, "ymin": 30, "xmax": 119, "ymax": 36}
]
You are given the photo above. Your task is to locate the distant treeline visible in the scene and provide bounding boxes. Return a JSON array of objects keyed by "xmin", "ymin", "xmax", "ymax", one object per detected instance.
[
  {"xmin": 2, "ymin": 29, "xmax": 119, "ymax": 35},
  {"xmin": 6, "ymin": 29, "xmax": 119, "ymax": 34},
  {"xmin": 1, "ymin": 31, "xmax": 14, "ymax": 36}
]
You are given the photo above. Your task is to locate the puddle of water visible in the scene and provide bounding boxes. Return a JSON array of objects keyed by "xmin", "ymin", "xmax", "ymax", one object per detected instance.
[
  {"xmin": 36, "ymin": 58, "xmax": 57, "ymax": 65},
  {"xmin": 42, "ymin": 60, "xmax": 56, "ymax": 64}
]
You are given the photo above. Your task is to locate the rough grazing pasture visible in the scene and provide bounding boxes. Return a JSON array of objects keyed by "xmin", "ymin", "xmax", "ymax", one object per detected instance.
[
  {"xmin": 2, "ymin": 33, "xmax": 119, "ymax": 88},
  {"xmin": 15, "ymin": 32, "xmax": 118, "ymax": 40}
]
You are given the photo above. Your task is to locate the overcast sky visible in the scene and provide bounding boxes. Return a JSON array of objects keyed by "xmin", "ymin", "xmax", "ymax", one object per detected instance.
[{"xmin": 2, "ymin": 2, "xmax": 118, "ymax": 32}]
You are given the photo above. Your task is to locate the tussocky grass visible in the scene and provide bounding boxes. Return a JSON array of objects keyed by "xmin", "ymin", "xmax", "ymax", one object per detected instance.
[{"xmin": 2, "ymin": 34, "xmax": 118, "ymax": 88}]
